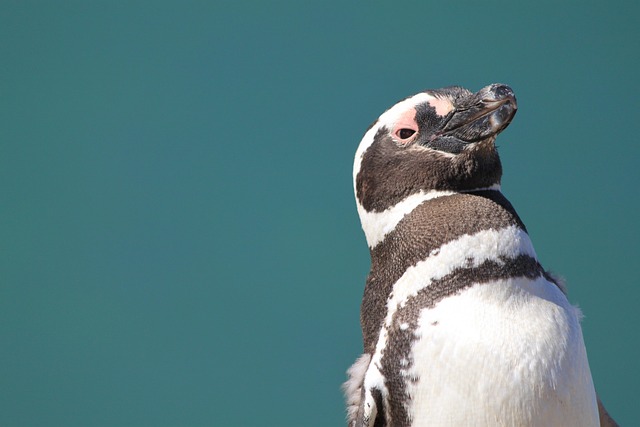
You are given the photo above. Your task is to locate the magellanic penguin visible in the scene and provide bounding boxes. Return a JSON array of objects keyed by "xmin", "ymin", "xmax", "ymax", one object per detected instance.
[{"xmin": 344, "ymin": 84, "xmax": 618, "ymax": 427}]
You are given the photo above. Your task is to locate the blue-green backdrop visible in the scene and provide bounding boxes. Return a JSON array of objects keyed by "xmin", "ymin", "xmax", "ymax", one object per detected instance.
[{"xmin": 1, "ymin": 1, "xmax": 638, "ymax": 426}]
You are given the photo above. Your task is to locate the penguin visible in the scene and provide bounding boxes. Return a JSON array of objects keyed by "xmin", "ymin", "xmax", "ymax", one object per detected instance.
[{"xmin": 344, "ymin": 84, "xmax": 618, "ymax": 426}]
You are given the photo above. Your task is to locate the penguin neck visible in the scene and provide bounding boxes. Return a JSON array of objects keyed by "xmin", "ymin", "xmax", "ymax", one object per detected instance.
[
  {"xmin": 354, "ymin": 138, "xmax": 506, "ymax": 249},
  {"xmin": 357, "ymin": 183, "xmax": 503, "ymax": 250},
  {"xmin": 354, "ymin": 137, "xmax": 503, "ymax": 213},
  {"xmin": 367, "ymin": 187, "xmax": 530, "ymax": 261},
  {"xmin": 444, "ymin": 143, "xmax": 503, "ymax": 193}
]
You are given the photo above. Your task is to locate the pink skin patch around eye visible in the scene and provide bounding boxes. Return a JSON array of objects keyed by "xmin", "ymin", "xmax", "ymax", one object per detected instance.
[
  {"xmin": 393, "ymin": 107, "xmax": 419, "ymax": 144},
  {"xmin": 427, "ymin": 97, "xmax": 454, "ymax": 116}
]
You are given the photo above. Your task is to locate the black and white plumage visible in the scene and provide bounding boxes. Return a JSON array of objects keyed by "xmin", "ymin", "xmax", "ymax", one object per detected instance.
[{"xmin": 344, "ymin": 84, "xmax": 617, "ymax": 426}]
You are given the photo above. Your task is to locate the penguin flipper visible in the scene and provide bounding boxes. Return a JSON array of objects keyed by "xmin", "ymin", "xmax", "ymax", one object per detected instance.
[
  {"xmin": 343, "ymin": 353, "xmax": 371, "ymax": 426},
  {"xmin": 343, "ymin": 353, "xmax": 385, "ymax": 427},
  {"xmin": 597, "ymin": 395, "xmax": 619, "ymax": 427}
]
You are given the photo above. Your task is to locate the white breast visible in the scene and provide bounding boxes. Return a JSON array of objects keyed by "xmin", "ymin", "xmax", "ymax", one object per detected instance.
[{"xmin": 405, "ymin": 276, "xmax": 599, "ymax": 426}]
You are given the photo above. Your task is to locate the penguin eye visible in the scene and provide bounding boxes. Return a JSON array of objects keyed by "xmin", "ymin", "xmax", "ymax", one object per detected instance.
[
  {"xmin": 392, "ymin": 108, "xmax": 419, "ymax": 144},
  {"xmin": 396, "ymin": 128, "xmax": 416, "ymax": 140}
]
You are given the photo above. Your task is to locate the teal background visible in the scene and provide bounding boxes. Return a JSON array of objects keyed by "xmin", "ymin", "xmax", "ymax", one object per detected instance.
[{"xmin": 1, "ymin": 1, "xmax": 637, "ymax": 426}]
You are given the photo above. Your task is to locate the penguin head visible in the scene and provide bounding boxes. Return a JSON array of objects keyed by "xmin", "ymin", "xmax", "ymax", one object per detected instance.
[{"xmin": 354, "ymin": 84, "xmax": 517, "ymax": 213}]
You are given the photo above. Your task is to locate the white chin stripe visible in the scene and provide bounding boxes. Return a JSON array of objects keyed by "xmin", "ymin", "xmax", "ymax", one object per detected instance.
[
  {"xmin": 357, "ymin": 190, "xmax": 455, "ymax": 248},
  {"xmin": 358, "ymin": 185, "xmax": 502, "ymax": 248}
]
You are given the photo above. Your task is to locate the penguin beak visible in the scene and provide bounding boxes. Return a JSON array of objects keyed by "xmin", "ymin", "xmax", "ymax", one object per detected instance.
[{"xmin": 438, "ymin": 84, "xmax": 517, "ymax": 143}]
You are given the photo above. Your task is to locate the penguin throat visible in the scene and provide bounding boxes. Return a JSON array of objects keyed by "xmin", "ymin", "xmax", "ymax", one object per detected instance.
[{"xmin": 355, "ymin": 137, "xmax": 503, "ymax": 213}]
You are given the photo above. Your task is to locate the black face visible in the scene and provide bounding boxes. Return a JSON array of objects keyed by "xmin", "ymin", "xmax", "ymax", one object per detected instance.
[
  {"xmin": 398, "ymin": 84, "xmax": 517, "ymax": 154},
  {"xmin": 355, "ymin": 84, "xmax": 517, "ymax": 212}
]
